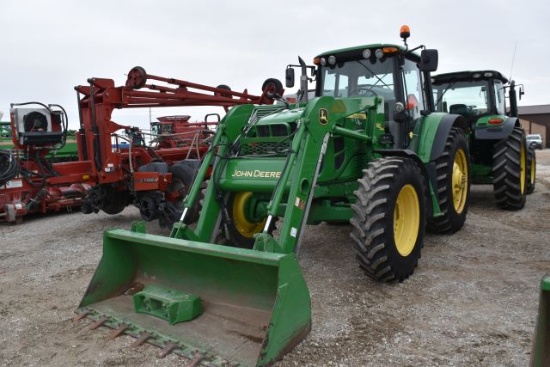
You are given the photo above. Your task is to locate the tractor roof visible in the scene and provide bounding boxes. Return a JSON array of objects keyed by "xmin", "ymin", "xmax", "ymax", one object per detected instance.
[
  {"xmin": 315, "ymin": 43, "xmax": 419, "ymax": 61},
  {"xmin": 432, "ymin": 70, "xmax": 508, "ymax": 85}
]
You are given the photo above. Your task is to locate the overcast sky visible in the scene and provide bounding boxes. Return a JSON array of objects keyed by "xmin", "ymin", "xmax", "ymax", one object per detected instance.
[{"xmin": 1, "ymin": 0, "xmax": 549, "ymax": 130}]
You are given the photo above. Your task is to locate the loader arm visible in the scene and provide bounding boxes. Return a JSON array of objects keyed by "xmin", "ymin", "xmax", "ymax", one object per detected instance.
[
  {"xmin": 175, "ymin": 97, "xmax": 374, "ymax": 254},
  {"xmin": 257, "ymin": 97, "xmax": 355, "ymax": 253}
]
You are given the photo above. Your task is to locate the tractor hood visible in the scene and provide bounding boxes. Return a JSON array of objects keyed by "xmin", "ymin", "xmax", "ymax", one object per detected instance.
[
  {"xmin": 256, "ymin": 96, "xmax": 380, "ymax": 128},
  {"xmin": 255, "ymin": 107, "xmax": 305, "ymax": 126}
]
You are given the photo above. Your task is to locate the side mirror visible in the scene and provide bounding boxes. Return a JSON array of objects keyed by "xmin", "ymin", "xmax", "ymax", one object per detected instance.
[
  {"xmin": 285, "ymin": 67, "xmax": 295, "ymax": 88},
  {"xmin": 519, "ymin": 86, "xmax": 525, "ymax": 100},
  {"xmin": 419, "ymin": 49, "xmax": 438, "ymax": 72}
]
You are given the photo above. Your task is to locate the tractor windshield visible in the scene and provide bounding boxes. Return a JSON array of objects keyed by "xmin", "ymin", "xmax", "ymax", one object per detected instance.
[
  {"xmin": 319, "ymin": 58, "xmax": 395, "ymax": 100},
  {"xmin": 318, "ymin": 55, "xmax": 424, "ymax": 120},
  {"xmin": 493, "ymin": 80, "xmax": 506, "ymax": 115},
  {"xmin": 433, "ymin": 79, "xmax": 506, "ymax": 117}
]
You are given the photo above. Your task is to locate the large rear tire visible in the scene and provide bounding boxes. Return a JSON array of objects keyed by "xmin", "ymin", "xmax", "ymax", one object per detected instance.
[
  {"xmin": 350, "ymin": 157, "xmax": 426, "ymax": 282},
  {"xmin": 427, "ymin": 127, "xmax": 470, "ymax": 234},
  {"xmin": 526, "ymin": 146, "xmax": 536, "ymax": 194},
  {"xmin": 492, "ymin": 126, "xmax": 527, "ymax": 210}
]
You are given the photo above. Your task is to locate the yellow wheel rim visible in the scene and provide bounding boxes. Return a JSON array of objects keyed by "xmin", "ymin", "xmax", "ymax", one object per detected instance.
[
  {"xmin": 232, "ymin": 192, "xmax": 266, "ymax": 239},
  {"xmin": 530, "ymin": 155, "xmax": 536, "ymax": 185},
  {"xmin": 452, "ymin": 148, "xmax": 468, "ymax": 213},
  {"xmin": 520, "ymin": 144, "xmax": 526, "ymax": 193},
  {"xmin": 394, "ymin": 184, "xmax": 420, "ymax": 257}
]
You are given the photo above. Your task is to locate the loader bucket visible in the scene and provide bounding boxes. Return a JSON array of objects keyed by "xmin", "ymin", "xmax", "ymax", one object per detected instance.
[
  {"xmin": 531, "ymin": 274, "xmax": 550, "ymax": 367},
  {"xmin": 75, "ymin": 228, "xmax": 311, "ymax": 367}
]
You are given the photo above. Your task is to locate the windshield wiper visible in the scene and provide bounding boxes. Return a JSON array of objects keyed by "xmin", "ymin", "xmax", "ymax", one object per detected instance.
[
  {"xmin": 356, "ymin": 60, "xmax": 391, "ymax": 90},
  {"xmin": 434, "ymin": 80, "xmax": 457, "ymax": 109}
]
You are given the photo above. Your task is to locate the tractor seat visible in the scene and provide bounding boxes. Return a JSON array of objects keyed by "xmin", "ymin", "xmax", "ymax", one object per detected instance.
[{"xmin": 449, "ymin": 104, "xmax": 469, "ymax": 116}]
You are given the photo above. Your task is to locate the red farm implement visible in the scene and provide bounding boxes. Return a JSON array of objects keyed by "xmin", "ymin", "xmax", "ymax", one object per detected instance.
[
  {"xmin": 0, "ymin": 103, "xmax": 93, "ymax": 223},
  {"xmin": 0, "ymin": 66, "xmax": 283, "ymax": 225}
]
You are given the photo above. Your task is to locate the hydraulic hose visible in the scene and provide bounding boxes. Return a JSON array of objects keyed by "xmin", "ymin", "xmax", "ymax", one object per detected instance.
[
  {"xmin": 0, "ymin": 150, "xmax": 20, "ymax": 186},
  {"xmin": 48, "ymin": 103, "xmax": 70, "ymax": 151}
]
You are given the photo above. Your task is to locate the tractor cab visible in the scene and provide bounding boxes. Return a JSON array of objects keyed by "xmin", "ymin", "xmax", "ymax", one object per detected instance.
[
  {"xmin": 431, "ymin": 70, "xmax": 523, "ymax": 123},
  {"xmin": 286, "ymin": 26, "xmax": 438, "ymax": 150},
  {"xmin": 315, "ymin": 45, "xmax": 425, "ymax": 117}
]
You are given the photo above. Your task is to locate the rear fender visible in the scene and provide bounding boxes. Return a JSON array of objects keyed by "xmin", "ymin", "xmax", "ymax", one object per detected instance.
[
  {"xmin": 415, "ymin": 112, "xmax": 468, "ymax": 162},
  {"xmin": 474, "ymin": 116, "xmax": 519, "ymax": 140}
]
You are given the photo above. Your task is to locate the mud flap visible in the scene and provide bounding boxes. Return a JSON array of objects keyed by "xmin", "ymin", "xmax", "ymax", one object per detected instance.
[
  {"xmin": 75, "ymin": 228, "xmax": 311, "ymax": 367},
  {"xmin": 531, "ymin": 274, "xmax": 550, "ymax": 367}
]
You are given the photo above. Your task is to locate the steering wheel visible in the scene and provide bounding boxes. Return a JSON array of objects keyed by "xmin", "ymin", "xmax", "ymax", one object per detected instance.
[{"xmin": 357, "ymin": 85, "xmax": 378, "ymax": 97}]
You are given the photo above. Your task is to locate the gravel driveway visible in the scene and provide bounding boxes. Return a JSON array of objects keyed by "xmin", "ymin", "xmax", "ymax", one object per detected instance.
[{"xmin": 1, "ymin": 150, "xmax": 549, "ymax": 367}]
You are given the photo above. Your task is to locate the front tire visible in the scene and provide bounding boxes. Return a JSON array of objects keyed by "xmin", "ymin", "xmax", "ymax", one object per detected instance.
[
  {"xmin": 492, "ymin": 126, "xmax": 527, "ymax": 210},
  {"xmin": 350, "ymin": 157, "xmax": 426, "ymax": 282},
  {"xmin": 225, "ymin": 192, "xmax": 270, "ymax": 249},
  {"xmin": 427, "ymin": 127, "xmax": 470, "ymax": 234}
]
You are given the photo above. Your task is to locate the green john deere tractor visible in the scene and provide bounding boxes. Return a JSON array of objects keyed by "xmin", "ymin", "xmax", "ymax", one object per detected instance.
[
  {"xmin": 432, "ymin": 70, "xmax": 534, "ymax": 209},
  {"xmin": 75, "ymin": 27, "xmax": 471, "ymax": 366}
]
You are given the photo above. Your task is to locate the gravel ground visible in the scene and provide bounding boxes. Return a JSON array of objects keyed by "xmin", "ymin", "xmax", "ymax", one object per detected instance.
[{"xmin": 1, "ymin": 150, "xmax": 549, "ymax": 367}]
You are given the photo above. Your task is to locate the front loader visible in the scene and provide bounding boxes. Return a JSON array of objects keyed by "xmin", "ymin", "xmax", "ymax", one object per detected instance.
[{"xmin": 75, "ymin": 26, "xmax": 470, "ymax": 366}]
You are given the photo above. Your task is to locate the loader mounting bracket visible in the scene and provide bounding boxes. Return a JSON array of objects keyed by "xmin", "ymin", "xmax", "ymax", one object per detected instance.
[{"xmin": 253, "ymin": 232, "xmax": 284, "ymax": 253}]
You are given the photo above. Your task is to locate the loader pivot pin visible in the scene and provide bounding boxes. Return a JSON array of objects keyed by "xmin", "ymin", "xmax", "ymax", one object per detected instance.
[{"xmin": 133, "ymin": 284, "xmax": 203, "ymax": 324}]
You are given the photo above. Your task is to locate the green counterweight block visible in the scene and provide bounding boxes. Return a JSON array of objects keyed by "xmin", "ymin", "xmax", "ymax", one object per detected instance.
[{"xmin": 133, "ymin": 284, "xmax": 203, "ymax": 324}]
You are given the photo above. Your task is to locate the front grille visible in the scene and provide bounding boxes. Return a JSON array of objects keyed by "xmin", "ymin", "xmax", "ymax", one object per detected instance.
[
  {"xmin": 236, "ymin": 105, "xmax": 295, "ymax": 157},
  {"xmin": 247, "ymin": 105, "xmax": 286, "ymax": 125},
  {"xmin": 240, "ymin": 141, "xmax": 291, "ymax": 156}
]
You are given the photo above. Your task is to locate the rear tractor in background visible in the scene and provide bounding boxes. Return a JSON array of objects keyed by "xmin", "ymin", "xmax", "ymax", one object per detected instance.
[
  {"xmin": 432, "ymin": 70, "xmax": 534, "ymax": 207},
  {"xmin": 75, "ymin": 27, "xmax": 472, "ymax": 366}
]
